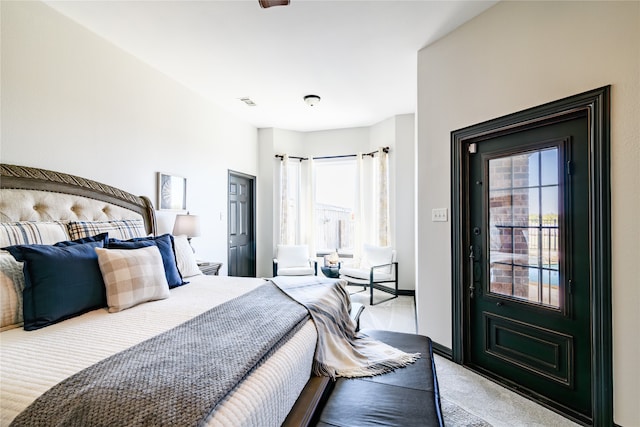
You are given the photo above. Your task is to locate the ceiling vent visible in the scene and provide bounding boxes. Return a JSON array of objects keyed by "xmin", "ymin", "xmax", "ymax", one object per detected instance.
[{"xmin": 239, "ymin": 97, "xmax": 257, "ymax": 107}]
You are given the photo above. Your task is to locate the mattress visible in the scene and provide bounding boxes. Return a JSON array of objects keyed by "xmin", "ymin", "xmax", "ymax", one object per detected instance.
[{"xmin": 0, "ymin": 275, "xmax": 317, "ymax": 426}]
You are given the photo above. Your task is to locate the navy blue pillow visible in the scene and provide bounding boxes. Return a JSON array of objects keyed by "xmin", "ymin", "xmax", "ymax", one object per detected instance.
[
  {"xmin": 4, "ymin": 240, "xmax": 107, "ymax": 331},
  {"xmin": 53, "ymin": 232, "xmax": 109, "ymax": 246},
  {"xmin": 107, "ymin": 234, "xmax": 186, "ymax": 288}
]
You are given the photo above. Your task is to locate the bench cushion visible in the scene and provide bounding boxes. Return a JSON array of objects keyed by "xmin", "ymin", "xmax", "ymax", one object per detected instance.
[{"xmin": 316, "ymin": 329, "xmax": 443, "ymax": 427}]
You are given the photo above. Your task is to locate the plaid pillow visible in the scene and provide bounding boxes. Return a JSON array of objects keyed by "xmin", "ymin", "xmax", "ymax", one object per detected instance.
[
  {"xmin": 0, "ymin": 252, "xmax": 25, "ymax": 331},
  {"xmin": 95, "ymin": 246, "xmax": 170, "ymax": 313},
  {"xmin": 0, "ymin": 221, "xmax": 68, "ymax": 247},
  {"xmin": 67, "ymin": 219, "xmax": 146, "ymax": 241}
]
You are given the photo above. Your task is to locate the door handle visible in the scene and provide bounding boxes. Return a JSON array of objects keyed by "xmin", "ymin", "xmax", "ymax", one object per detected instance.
[{"xmin": 468, "ymin": 245, "xmax": 475, "ymax": 299}]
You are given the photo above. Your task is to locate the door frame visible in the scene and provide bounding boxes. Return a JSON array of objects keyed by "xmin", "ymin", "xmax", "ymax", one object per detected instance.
[
  {"xmin": 227, "ymin": 170, "xmax": 257, "ymax": 277},
  {"xmin": 450, "ymin": 86, "xmax": 611, "ymax": 425}
]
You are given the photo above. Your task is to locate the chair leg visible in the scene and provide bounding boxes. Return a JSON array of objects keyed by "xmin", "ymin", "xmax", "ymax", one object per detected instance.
[
  {"xmin": 370, "ymin": 281, "xmax": 374, "ymax": 305},
  {"xmin": 395, "ymin": 262, "xmax": 399, "ymax": 295}
]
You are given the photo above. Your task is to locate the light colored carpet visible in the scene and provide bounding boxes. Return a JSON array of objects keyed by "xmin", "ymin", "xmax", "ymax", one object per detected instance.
[
  {"xmin": 442, "ymin": 398, "xmax": 492, "ymax": 427},
  {"xmin": 434, "ymin": 355, "xmax": 579, "ymax": 427}
]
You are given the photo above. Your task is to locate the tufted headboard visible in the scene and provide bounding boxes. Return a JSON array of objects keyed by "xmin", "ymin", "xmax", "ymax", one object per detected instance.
[{"xmin": 0, "ymin": 164, "xmax": 157, "ymax": 236}]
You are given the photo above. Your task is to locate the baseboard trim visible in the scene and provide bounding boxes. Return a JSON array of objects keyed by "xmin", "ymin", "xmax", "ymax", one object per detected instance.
[
  {"xmin": 432, "ymin": 341, "xmax": 453, "ymax": 359},
  {"xmin": 397, "ymin": 289, "xmax": 415, "ymax": 297}
]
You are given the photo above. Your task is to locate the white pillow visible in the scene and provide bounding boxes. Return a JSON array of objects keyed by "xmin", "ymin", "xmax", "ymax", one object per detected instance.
[
  {"xmin": 361, "ymin": 244, "xmax": 394, "ymax": 273},
  {"xmin": 173, "ymin": 235, "xmax": 202, "ymax": 278},
  {"xmin": 95, "ymin": 246, "xmax": 170, "ymax": 313},
  {"xmin": 277, "ymin": 245, "xmax": 310, "ymax": 268}
]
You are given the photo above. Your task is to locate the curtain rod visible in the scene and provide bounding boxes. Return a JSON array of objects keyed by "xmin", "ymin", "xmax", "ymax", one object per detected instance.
[{"xmin": 275, "ymin": 146, "xmax": 389, "ymax": 162}]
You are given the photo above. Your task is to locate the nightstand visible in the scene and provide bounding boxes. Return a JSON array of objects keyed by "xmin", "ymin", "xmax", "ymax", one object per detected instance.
[{"xmin": 197, "ymin": 261, "xmax": 222, "ymax": 276}]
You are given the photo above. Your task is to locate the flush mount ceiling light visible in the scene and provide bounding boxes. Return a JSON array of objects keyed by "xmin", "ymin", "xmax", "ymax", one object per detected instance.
[{"xmin": 303, "ymin": 95, "xmax": 321, "ymax": 107}]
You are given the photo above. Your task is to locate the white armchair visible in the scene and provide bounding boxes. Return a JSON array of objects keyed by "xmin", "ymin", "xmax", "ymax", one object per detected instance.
[
  {"xmin": 272, "ymin": 244, "xmax": 318, "ymax": 277},
  {"xmin": 339, "ymin": 244, "xmax": 398, "ymax": 305}
]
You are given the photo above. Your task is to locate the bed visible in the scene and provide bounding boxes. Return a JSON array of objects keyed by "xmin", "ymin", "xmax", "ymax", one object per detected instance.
[{"xmin": 0, "ymin": 164, "xmax": 325, "ymax": 426}]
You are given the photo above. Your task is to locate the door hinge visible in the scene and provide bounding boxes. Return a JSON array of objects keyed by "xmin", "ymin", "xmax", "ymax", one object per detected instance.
[
  {"xmin": 568, "ymin": 279, "xmax": 573, "ymax": 294},
  {"xmin": 567, "ymin": 160, "xmax": 573, "ymax": 176}
]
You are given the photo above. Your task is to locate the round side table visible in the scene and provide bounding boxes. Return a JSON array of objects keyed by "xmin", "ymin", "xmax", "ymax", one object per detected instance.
[{"xmin": 321, "ymin": 266, "xmax": 340, "ymax": 278}]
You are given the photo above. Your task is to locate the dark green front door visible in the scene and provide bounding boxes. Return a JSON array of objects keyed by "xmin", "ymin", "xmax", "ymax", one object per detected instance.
[{"xmin": 466, "ymin": 112, "xmax": 591, "ymax": 420}]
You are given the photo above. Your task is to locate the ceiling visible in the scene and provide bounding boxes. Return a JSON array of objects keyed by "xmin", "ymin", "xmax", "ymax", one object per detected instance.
[{"xmin": 45, "ymin": 0, "xmax": 497, "ymax": 132}]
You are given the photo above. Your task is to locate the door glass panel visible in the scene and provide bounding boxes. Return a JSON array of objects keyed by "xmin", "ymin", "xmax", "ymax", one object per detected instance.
[
  {"xmin": 541, "ymin": 149, "xmax": 559, "ymax": 186},
  {"xmin": 487, "ymin": 147, "xmax": 561, "ymax": 308},
  {"xmin": 488, "ymin": 157, "xmax": 513, "ymax": 189}
]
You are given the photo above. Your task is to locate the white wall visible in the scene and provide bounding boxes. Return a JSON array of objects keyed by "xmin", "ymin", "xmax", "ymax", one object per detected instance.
[
  {"xmin": 393, "ymin": 114, "xmax": 416, "ymax": 291},
  {"xmin": 297, "ymin": 127, "xmax": 371, "ymax": 157},
  {"xmin": 416, "ymin": 1, "xmax": 639, "ymax": 425},
  {"xmin": 0, "ymin": 1, "xmax": 259, "ymax": 274},
  {"xmin": 256, "ymin": 128, "xmax": 276, "ymax": 278}
]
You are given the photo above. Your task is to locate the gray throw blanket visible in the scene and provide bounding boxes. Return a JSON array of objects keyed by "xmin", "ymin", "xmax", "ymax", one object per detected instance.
[
  {"xmin": 11, "ymin": 282, "xmax": 308, "ymax": 427},
  {"xmin": 272, "ymin": 276, "xmax": 420, "ymax": 378}
]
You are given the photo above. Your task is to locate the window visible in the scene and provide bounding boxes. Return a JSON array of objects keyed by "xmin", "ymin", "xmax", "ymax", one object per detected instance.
[{"xmin": 314, "ymin": 159, "xmax": 356, "ymax": 256}]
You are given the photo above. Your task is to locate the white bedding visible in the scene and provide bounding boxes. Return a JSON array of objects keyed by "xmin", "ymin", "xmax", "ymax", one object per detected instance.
[{"xmin": 0, "ymin": 275, "xmax": 317, "ymax": 426}]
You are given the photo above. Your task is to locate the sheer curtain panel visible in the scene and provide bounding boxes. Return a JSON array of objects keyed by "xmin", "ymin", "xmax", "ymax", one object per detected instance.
[
  {"xmin": 377, "ymin": 147, "xmax": 390, "ymax": 246},
  {"xmin": 279, "ymin": 155, "xmax": 294, "ymax": 245},
  {"xmin": 304, "ymin": 157, "xmax": 316, "ymax": 257}
]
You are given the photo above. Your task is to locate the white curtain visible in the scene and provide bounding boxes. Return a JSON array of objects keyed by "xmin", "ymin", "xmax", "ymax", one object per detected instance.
[
  {"xmin": 377, "ymin": 147, "xmax": 390, "ymax": 246},
  {"xmin": 353, "ymin": 152, "xmax": 365, "ymax": 265},
  {"xmin": 304, "ymin": 157, "xmax": 316, "ymax": 258},
  {"xmin": 279, "ymin": 154, "xmax": 294, "ymax": 245}
]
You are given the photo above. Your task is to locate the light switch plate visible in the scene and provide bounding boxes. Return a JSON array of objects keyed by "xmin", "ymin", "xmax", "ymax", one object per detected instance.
[{"xmin": 432, "ymin": 208, "xmax": 448, "ymax": 222}]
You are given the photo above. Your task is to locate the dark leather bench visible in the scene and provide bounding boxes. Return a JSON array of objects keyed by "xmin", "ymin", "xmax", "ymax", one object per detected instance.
[{"xmin": 315, "ymin": 330, "xmax": 444, "ymax": 427}]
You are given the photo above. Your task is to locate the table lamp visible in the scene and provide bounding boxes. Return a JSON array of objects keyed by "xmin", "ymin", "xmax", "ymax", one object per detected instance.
[{"xmin": 173, "ymin": 213, "xmax": 201, "ymax": 251}]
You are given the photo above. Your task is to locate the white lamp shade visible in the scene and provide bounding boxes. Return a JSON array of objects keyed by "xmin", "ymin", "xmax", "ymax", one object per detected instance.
[{"xmin": 173, "ymin": 214, "xmax": 201, "ymax": 238}]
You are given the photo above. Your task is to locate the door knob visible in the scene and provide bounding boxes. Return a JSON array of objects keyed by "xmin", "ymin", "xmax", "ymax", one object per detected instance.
[{"xmin": 496, "ymin": 301, "xmax": 504, "ymax": 307}]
